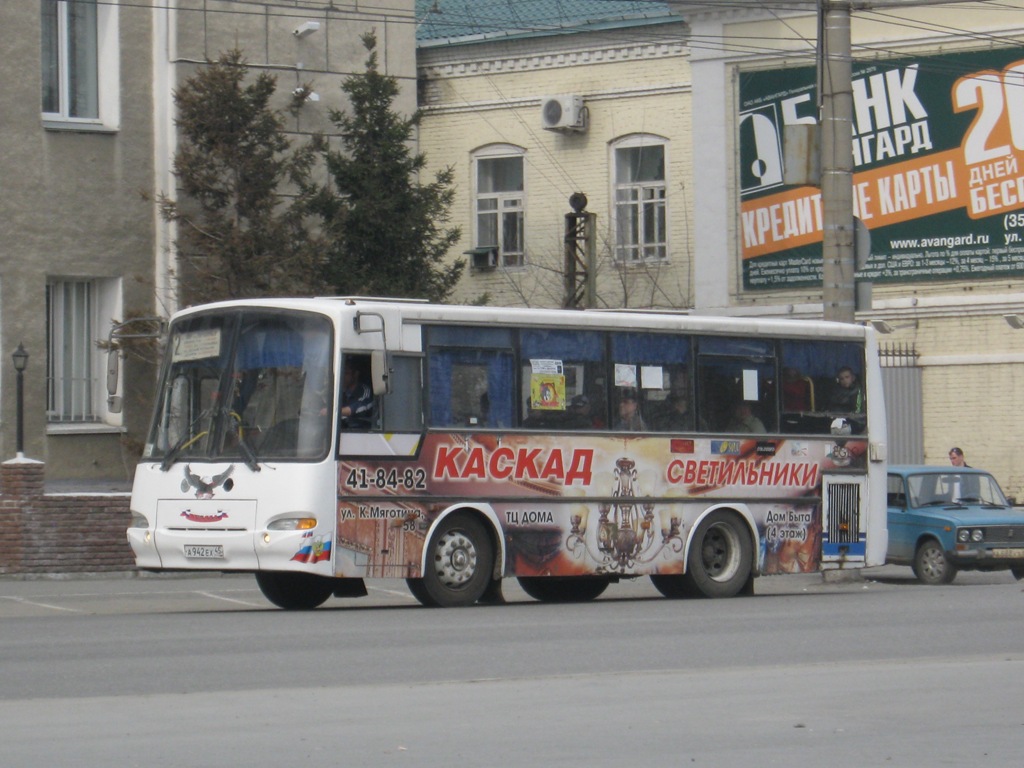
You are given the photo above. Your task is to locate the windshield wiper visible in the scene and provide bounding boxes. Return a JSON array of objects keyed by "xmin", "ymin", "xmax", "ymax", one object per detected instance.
[
  {"xmin": 220, "ymin": 408, "xmax": 261, "ymax": 472},
  {"xmin": 160, "ymin": 408, "xmax": 214, "ymax": 472}
]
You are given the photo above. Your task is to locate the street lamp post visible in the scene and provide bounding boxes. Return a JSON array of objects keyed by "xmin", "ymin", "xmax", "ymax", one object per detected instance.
[{"xmin": 12, "ymin": 343, "xmax": 28, "ymax": 457}]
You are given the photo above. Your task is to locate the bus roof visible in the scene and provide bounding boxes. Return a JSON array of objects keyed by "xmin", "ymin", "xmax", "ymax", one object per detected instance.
[{"xmin": 169, "ymin": 296, "xmax": 873, "ymax": 341}]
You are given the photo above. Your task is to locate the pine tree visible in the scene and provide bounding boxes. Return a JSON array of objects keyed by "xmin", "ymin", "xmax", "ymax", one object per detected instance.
[
  {"xmin": 318, "ymin": 32, "xmax": 463, "ymax": 302},
  {"xmin": 160, "ymin": 50, "xmax": 327, "ymax": 305}
]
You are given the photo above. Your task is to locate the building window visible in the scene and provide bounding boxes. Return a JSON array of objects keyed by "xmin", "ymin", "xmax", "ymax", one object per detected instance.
[
  {"xmin": 613, "ymin": 137, "xmax": 667, "ymax": 262},
  {"xmin": 475, "ymin": 149, "xmax": 525, "ymax": 267},
  {"xmin": 41, "ymin": 0, "xmax": 118, "ymax": 128},
  {"xmin": 46, "ymin": 279, "xmax": 121, "ymax": 424}
]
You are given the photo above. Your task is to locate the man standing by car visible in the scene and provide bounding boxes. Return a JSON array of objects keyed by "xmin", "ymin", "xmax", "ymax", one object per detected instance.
[{"xmin": 949, "ymin": 446, "xmax": 970, "ymax": 467}]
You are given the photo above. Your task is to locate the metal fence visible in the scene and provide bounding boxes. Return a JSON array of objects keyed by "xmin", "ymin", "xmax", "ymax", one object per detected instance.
[{"xmin": 879, "ymin": 342, "xmax": 923, "ymax": 465}]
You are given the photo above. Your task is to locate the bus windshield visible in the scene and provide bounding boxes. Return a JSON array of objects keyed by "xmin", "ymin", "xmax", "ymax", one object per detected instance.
[{"xmin": 144, "ymin": 310, "xmax": 333, "ymax": 466}]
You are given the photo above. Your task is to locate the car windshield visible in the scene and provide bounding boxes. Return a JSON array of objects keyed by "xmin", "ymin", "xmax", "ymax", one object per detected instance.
[{"xmin": 906, "ymin": 472, "xmax": 1009, "ymax": 508}]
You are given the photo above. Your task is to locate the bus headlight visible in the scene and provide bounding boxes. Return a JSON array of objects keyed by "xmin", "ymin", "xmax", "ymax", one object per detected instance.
[{"xmin": 267, "ymin": 517, "xmax": 318, "ymax": 531}]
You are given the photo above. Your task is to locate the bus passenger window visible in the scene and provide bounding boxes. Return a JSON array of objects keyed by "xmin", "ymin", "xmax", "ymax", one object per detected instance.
[{"xmin": 380, "ymin": 356, "xmax": 423, "ymax": 432}]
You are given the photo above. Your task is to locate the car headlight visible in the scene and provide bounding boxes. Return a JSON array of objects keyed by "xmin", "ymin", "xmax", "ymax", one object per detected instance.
[
  {"xmin": 971, "ymin": 529, "xmax": 984, "ymax": 542},
  {"xmin": 957, "ymin": 529, "xmax": 970, "ymax": 543}
]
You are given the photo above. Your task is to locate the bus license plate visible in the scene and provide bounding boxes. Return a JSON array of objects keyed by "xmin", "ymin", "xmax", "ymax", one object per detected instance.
[{"xmin": 184, "ymin": 544, "xmax": 224, "ymax": 559}]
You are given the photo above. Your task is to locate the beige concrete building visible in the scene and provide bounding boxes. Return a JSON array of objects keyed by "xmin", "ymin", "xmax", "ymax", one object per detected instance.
[{"xmin": 2, "ymin": 0, "xmax": 416, "ymax": 484}]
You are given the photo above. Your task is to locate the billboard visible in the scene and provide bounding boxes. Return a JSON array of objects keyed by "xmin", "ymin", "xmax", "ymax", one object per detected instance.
[{"xmin": 739, "ymin": 47, "xmax": 1024, "ymax": 290}]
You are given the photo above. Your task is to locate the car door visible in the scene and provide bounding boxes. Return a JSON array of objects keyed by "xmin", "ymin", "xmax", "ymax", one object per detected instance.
[{"xmin": 886, "ymin": 473, "xmax": 915, "ymax": 561}]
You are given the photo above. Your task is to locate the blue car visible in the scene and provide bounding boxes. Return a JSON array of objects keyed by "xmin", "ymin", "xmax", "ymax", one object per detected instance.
[{"xmin": 886, "ymin": 465, "xmax": 1024, "ymax": 584}]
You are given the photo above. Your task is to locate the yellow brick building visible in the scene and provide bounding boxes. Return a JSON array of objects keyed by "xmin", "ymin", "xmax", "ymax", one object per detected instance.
[{"xmin": 417, "ymin": 1, "xmax": 1024, "ymax": 498}]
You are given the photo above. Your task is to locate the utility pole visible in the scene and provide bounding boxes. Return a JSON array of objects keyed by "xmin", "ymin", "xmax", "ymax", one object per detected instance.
[
  {"xmin": 564, "ymin": 193, "xmax": 596, "ymax": 309},
  {"xmin": 819, "ymin": 0, "xmax": 856, "ymax": 322}
]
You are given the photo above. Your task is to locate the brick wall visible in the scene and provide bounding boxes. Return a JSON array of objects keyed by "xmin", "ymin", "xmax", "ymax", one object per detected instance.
[{"xmin": 0, "ymin": 459, "xmax": 134, "ymax": 575}]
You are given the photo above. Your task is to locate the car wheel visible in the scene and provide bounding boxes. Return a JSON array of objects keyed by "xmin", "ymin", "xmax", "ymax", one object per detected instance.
[
  {"xmin": 255, "ymin": 571, "xmax": 335, "ymax": 609},
  {"xmin": 406, "ymin": 513, "xmax": 494, "ymax": 607},
  {"xmin": 912, "ymin": 539, "xmax": 958, "ymax": 585},
  {"xmin": 684, "ymin": 510, "xmax": 753, "ymax": 598},
  {"xmin": 517, "ymin": 576, "xmax": 610, "ymax": 602}
]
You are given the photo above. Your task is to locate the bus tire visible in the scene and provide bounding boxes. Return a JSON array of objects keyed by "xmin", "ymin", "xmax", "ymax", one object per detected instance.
[
  {"xmin": 517, "ymin": 576, "xmax": 610, "ymax": 603},
  {"xmin": 406, "ymin": 513, "xmax": 494, "ymax": 607},
  {"xmin": 684, "ymin": 510, "xmax": 753, "ymax": 598},
  {"xmin": 912, "ymin": 539, "xmax": 958, "ymax": 585},
  {"xmin": 650, "ymin": 574, "xmax": 699, "ymax": 599},
  {"xmin": 255, "ymin": 571, "xmax": 334, "ymax": 610}
]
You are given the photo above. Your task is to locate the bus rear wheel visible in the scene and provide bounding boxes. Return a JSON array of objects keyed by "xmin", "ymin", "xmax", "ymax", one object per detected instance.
[
  {"xmin": 517, "ymin": 576, "xmax": 610, "ymax": 603},
  {"xmin": 255, "ymin": 571, "xmax": 335, "ymax": 610},
  {"xmin": 684, "ymin": 511, "xmax": 753, "ymax": 598},
  {"xmin": 407, "ymin": 513, "xmax": 494, "ymax": 607}
]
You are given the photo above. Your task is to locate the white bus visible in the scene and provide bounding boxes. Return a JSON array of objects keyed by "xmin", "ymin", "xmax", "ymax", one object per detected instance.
[{"xmin": 127, "ymin": 298, "xmax": 887, "ymax": 608}]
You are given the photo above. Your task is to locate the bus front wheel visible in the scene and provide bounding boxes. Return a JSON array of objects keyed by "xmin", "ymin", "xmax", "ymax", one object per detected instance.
[
  {"xmin": 517, "ymin": 576, "xmax": 610, "ymax": 602},
  {"xmin": 255, "ymin": 571, "xmax": 335, "ymax": 610},
  {"xmin": 407, "ymin": 513, "xmax": 494, "ymax": 607},
  {"xmin": 684, "ymin": 511, "xmax": 753, "ymax": 598}
]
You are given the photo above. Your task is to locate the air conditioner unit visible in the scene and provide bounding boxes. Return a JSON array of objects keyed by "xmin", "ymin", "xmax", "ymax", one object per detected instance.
[
  {"xmin": 541, "ymin": 95, "xmax": 586, "ymax": 131},
  {"xmin": 466, "ymin": 246, "xmax": 498, "ymax": 270}
]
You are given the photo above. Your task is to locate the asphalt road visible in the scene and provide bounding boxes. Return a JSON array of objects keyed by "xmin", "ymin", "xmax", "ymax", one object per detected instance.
[{"xmin": 1, "ymin": 567, "xmax": 1021, "ymax": 767}]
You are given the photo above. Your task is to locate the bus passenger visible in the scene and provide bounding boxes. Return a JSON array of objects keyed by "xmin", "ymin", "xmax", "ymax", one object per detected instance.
[
  {"xmin": 828, "ymin": 366, "xmax": 864, "ymax": 413},
  {"xmin": 567, "ymin": 394, "xmax": 595, "ymax": 429},
  {"xmin": 340, "ymin": 360, "xmax": 374, "ymax": 429},
  {"xmin": 726, "ymin": 402, "xmax": 765, "ymax": 433},
  {"xmin": 615, "ymin": 388, "xmax": 646, "ymax": 432},
  {"xmin": 782, "ymin": 367, "xmax": 813, "ymax": 411},
  {"xmin": 653, "ymin": 391, "xmax": 694, "ymax": 432}
]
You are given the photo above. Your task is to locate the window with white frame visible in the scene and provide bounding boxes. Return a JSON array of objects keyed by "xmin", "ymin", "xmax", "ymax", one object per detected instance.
[
  {"xmin": 613, "ymin": 137, "xmax": 667, "ymax": 262},
  {"xmin": 46, "ymin": 278, "xmax": 121, "ymax": 424},
  {"xmin": 475, "ymin": 148, "xmax": 525, "ymax": 267},
  {"xmin": 41, "ymin": 0, "xmax": 119, "ymax": 128}
]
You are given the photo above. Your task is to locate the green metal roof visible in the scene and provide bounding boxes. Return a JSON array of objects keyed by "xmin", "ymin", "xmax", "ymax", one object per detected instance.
[{"xmin": 416, "ymin": 0, "xmax": 679, "ymax": 45}]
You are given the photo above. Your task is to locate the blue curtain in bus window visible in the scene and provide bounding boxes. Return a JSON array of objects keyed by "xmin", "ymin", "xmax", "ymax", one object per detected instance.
[
  {"xmin": 520, "ymin": 329, "xmax": 603, "ymax": 360},
  {"xmin": 697, "ymin": 336, "xmax": 774, "ymax": 357},
  {"xmin": 782, "ymin": 340, "xmax": 863, "ymax": 380},
  {"xmin": 610, "ymin": 332, "xmax": 690, "ymax": 363},
  {"xmin": 236, "ymin": 326, "xmax": 304, "ymax": 370},
  {"xmin": 427, "ymin": 325, "xmax": 513, "ymax": 349},
  {"xmin": 428, "ymin": 348, "xmax": 514, "ymax": 428}
]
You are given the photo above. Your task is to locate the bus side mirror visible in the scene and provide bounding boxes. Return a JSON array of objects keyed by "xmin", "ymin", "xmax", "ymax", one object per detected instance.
[
  {"xmin": 107, "ymin": 350, "xmax": 123, "ymax": 413},
  {"xmin": 371, "ymin": 349, "xmax": 391, "ymax": 396}
]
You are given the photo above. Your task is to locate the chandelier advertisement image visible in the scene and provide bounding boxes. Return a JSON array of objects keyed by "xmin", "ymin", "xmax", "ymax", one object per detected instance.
[
  {"xmin": 334, "ymin": 432, "xmax": 864, "ymax": 580},
  {"xmin": 739, "ymin": 46, "xmax": 1024, "ymax": 289}
]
